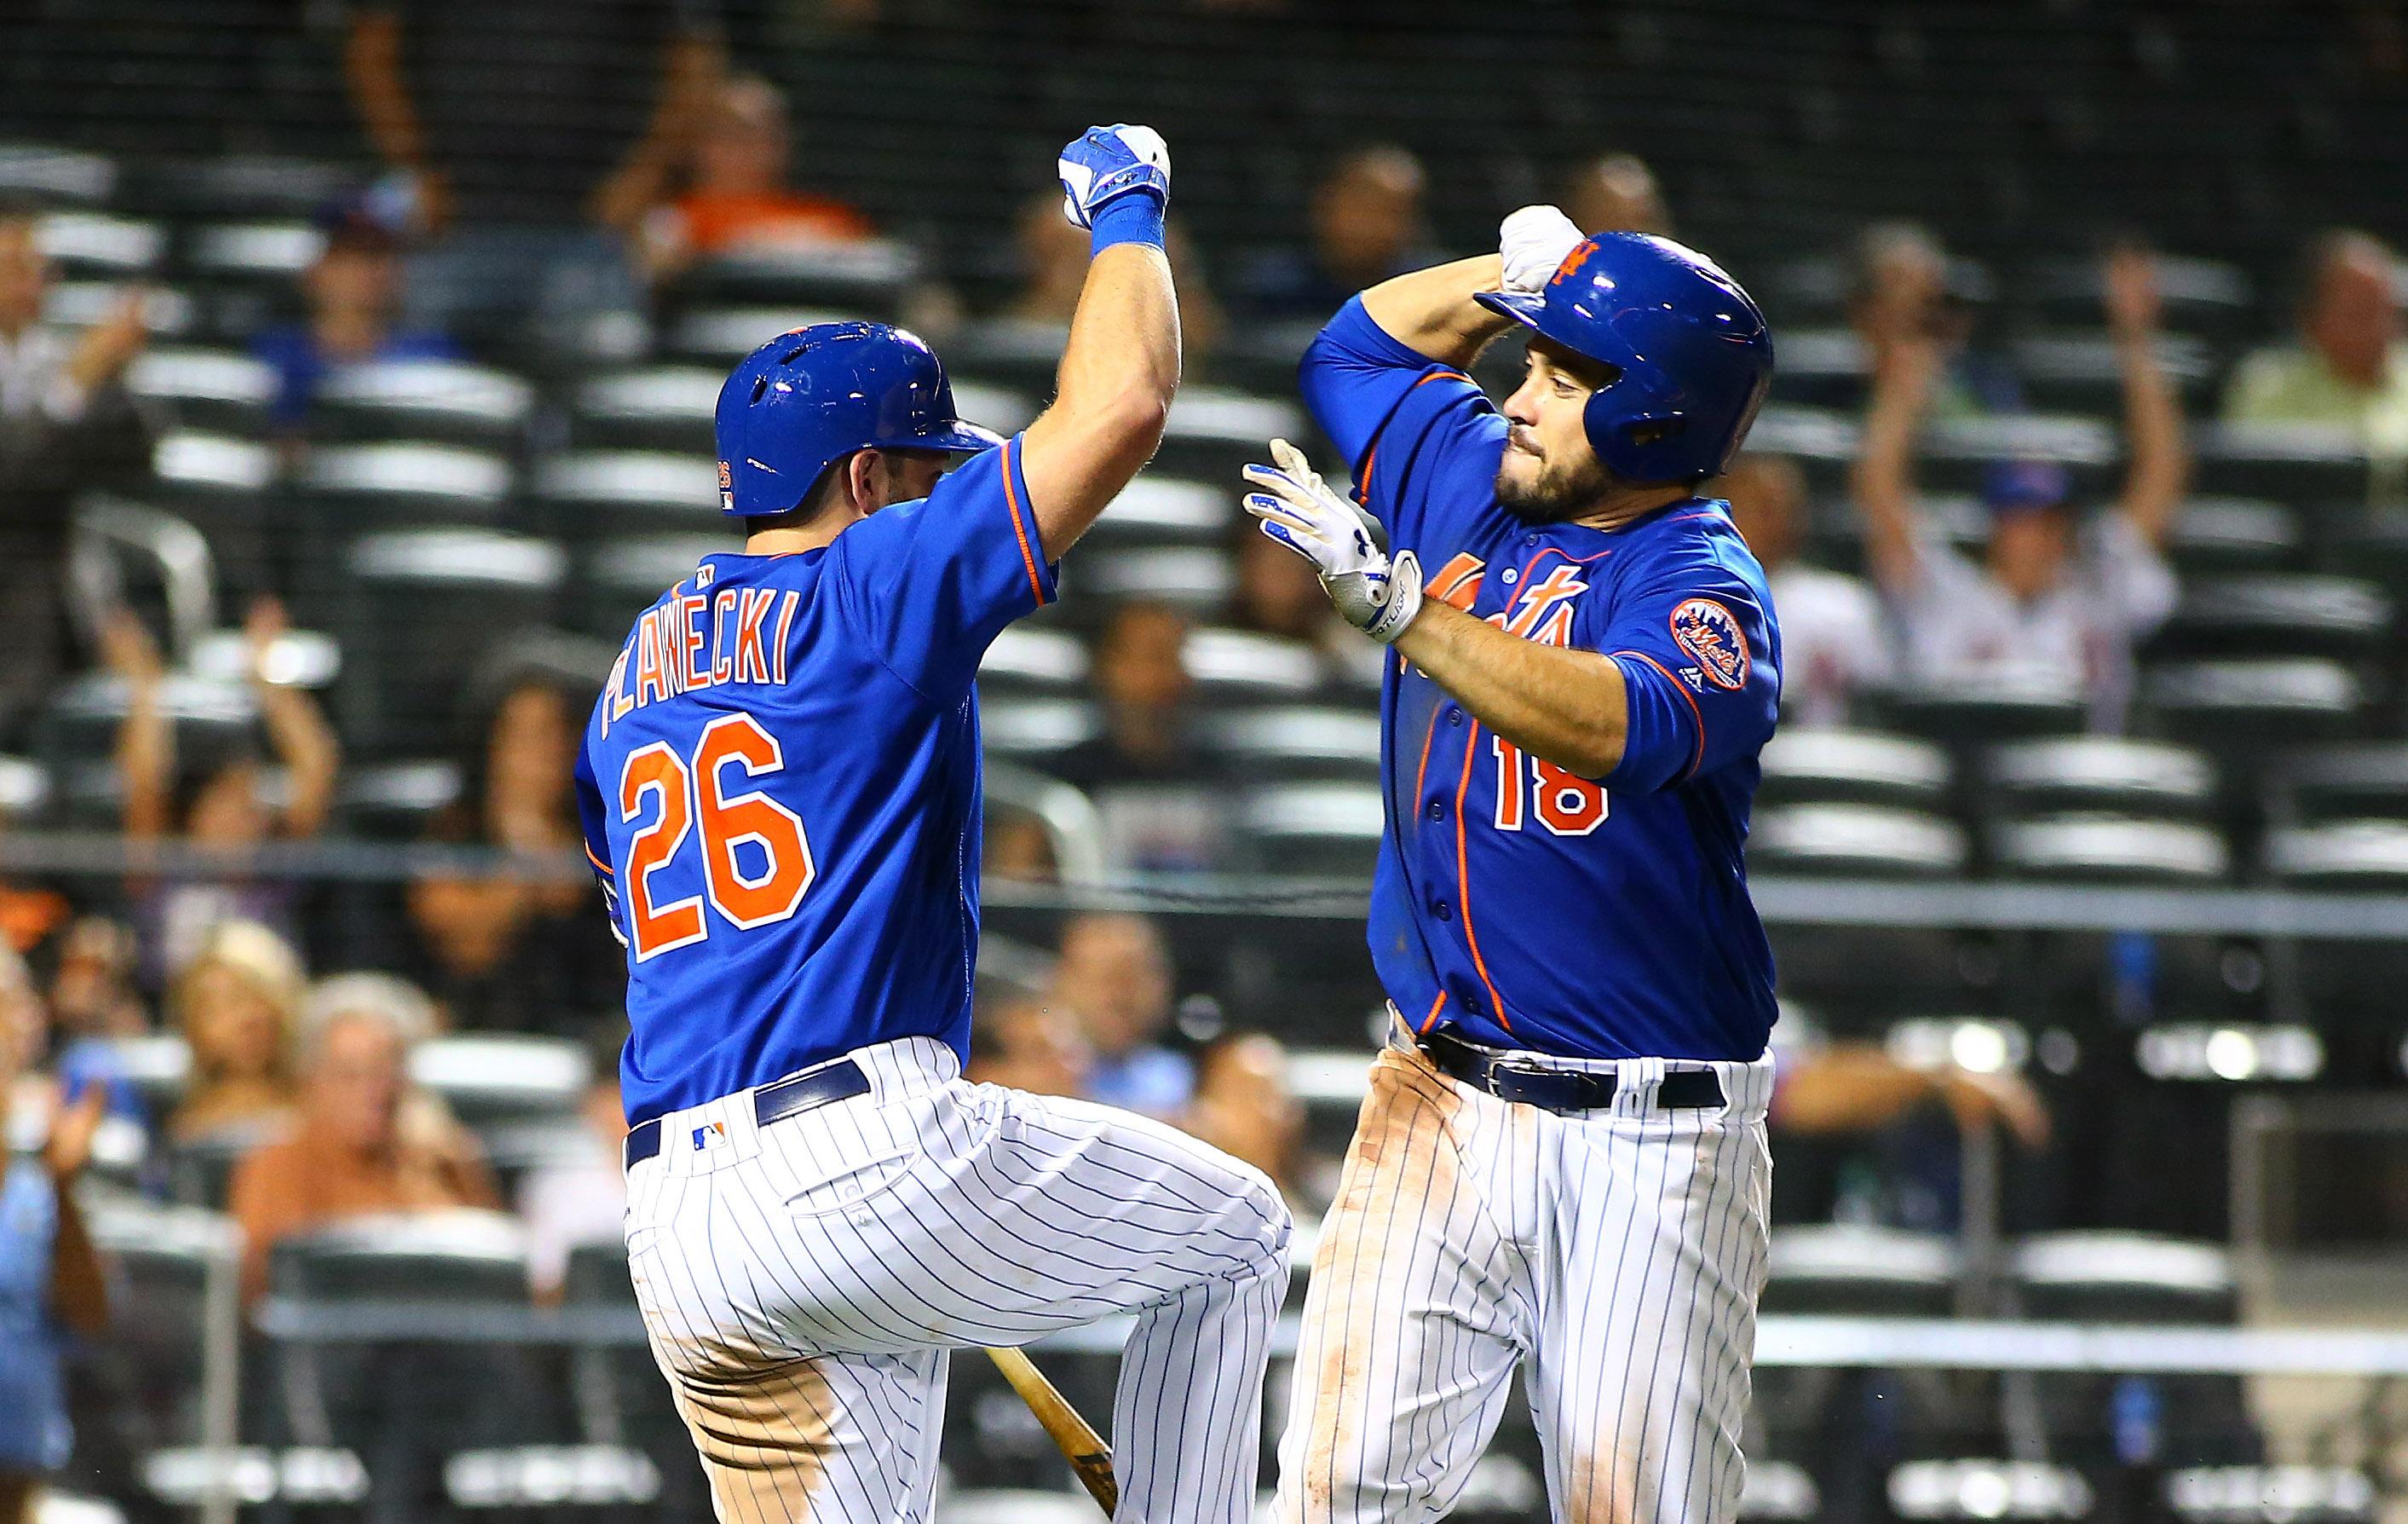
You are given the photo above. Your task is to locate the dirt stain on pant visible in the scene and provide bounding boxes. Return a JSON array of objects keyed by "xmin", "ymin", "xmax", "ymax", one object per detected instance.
[{"xmin": 665, "ymin": 1355, "xmax": 837, "ymax": 1523}]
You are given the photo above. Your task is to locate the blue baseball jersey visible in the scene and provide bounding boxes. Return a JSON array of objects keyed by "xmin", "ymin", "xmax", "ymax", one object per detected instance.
[
  {"xmin": 1302, "ymin": 297, "xmax": 1782, "ymax": 1062},
  {"xmin": 574, "ymin": 436, "xmax": 1055, "ymax": 1126}
]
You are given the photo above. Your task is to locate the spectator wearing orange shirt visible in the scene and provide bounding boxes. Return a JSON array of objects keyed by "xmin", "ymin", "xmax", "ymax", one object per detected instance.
[{"xmin": 640, "ymin": 74, "xmax": 874, "ymax": 283}]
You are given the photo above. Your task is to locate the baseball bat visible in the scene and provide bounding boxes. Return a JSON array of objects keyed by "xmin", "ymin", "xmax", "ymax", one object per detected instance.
[{"xmin": 984, "ymin": 1345, "xmax": 1118, "ymax": 1516}]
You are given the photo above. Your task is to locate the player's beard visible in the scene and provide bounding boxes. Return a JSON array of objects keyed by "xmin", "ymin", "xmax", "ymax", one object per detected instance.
[{"xmin": 1495, "ymin": 444, "xmax": 1613, "ymax": 524}]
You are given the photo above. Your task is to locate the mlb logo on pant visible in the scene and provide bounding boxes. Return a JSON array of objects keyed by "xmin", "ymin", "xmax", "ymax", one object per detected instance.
[{"xmin": 692, "ymin": 1121, "xmax": 727, "ymax": 1151}]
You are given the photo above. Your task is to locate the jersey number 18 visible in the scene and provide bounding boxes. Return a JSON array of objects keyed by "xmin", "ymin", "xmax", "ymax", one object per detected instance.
[{"xmin": 618, "ymin": 713, "xmax": 815, "ymax": 961}]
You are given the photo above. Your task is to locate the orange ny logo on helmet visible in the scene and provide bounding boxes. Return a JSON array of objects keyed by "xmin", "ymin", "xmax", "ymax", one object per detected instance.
[{"xmin": 1548, "ymin": 239, "xmax": 1600, "ymax": 286}]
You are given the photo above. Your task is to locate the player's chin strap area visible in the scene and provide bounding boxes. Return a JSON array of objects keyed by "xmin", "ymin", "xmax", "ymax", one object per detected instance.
[{"xmin": 1412, "ymin": 1024, "xmax": 1726, "ymax": 1115}]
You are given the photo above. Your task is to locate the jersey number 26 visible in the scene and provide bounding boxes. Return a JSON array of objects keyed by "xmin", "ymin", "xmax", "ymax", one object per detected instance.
[{"xmin": 618, "ymin": 713, "xmax": 815, "ymax": 961}]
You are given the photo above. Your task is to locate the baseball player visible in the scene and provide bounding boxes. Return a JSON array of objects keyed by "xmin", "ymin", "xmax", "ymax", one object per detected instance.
[
  {"xmin": 1239, "ymin": 211, "xmax": 1782, "ymax": 1524},
  {"xmin": 573, "ymin": 125, "xmax": 1291, "ymax": 1524}
]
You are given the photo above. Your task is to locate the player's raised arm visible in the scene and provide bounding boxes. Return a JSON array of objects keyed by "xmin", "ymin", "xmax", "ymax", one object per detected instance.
[{"xmin": 1017, "ymin": 125, "xmax": 1180, "ymax": 557}]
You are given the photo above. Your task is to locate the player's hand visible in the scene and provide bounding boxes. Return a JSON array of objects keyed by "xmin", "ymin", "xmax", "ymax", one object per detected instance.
[
  {"xmin": 1241, "ymin": 439, "xmax": 1423, "ymax": 644},
  {"xmin": 1499, "ymin": 205, "xmax": 1587, "ymax": 294},
  {"xmin": 2102, "ymin": 242, "xmax": 2163, "ymax": 339},
  {"xmin": 1056, "ymin": 124, "xmax": 1171, "ymax": 230}
]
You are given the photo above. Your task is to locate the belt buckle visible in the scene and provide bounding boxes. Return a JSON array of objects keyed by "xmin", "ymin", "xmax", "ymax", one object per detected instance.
[{"xmin": 1483, "ymin": 1056, "xmax": 1547, "ymax": 1100}]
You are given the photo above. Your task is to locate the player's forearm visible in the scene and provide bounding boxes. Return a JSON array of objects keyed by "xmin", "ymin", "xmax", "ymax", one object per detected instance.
[
  {"xmin": 1024, "ymin": 242, "xmax": 1179, "ymax": 555},
  {"xmin": 2115, "ymin": 328, "xmax": 2188, "ymax": 544},
  {"xmin": 1359, "ymin": 256, "xmax": 1515, "ymax": 370},
  {"xmin": 1768, "ymin": 1045, "xmax": 1938, "ymax": 1134},
  {"xmin": 1391, "ymin": 602, "xmax": 1628, "ymax": 781}
]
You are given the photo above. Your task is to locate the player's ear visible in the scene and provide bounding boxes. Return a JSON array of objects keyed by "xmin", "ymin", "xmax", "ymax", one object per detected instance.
[{"xmin": 848, "ymin": 448, "xmax": 887, "ymax": 513}]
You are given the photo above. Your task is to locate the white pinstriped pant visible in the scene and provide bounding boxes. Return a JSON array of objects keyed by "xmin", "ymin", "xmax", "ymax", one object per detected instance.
[
  {"xmin": 1274, "ymin": 1025, "xmax": 1775, "ymax": 1524},
  {"xmin": 622, "ymin": 1037, "xmax": 1292, "ymax": 1524}
]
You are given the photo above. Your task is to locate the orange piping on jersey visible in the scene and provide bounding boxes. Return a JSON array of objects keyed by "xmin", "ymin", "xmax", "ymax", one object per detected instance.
[
  {"xmin": 1614, "ymin": 649, "xmax": 1708, "ymax": 782},
  {"xmin": 999, "ymin": 438, "xmax": 1047, "ymax": 607},
  {"xmin": 1454, "ymin": 726, "xmax": 1511, "ymax": 1032},
  {"xmin": 1417, "ymin": 990, "xmax": 1448, "ymax": 1036},
  {"xmin": 585, "ymin": 843, "xmax": 616, "ymax": 877},
  {"xmin": 1411, "ymin": 705, "xmax": 1442, "ymax": 816}
]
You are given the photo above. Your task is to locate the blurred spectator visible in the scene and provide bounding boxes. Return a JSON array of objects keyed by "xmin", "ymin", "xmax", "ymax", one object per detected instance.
[
  {"xmin": 1238, "ymin": 145, "xmax": 1436, "ymax": 319},
  {"xmin": 1720, "ymin": 453, "xmax": 1890, "ymax": 726},
  {"xmin": 0, "ymin": 205, "xmax": 154, "ymax": 745},
  {"xmin": 1051, "ymin": 601, "xmax": 1230, "ymax": 873},
  {"xmin": 165, "ymin": 919, "xmax": 304, "ymax": 1146},
  {"xmin": 108, "ymin": 601, "xmax": 338, "ymax": 982},
  {"xmin": 0, "ymin": 952, "xmax": 108, "ymax": 1524},
  {"xmin": 44, "ymin": 918, "xmax": 146, "ymax": 1043},
  {"xmin": 1852, "ymin": 246, "xmax": 2188, "ymax": 729},
  {"xmin": 638, "ymin": 73, "xmax": 875, "ymax": 284},
  {"xmin": 1558, "ymin": 151, "xmax": 1673, "ymax": 236},
  {"xmin": 986, "ymin": 811, "xmax": 1060, "ymax": 885},
  {"xmin": 1229, "ymin": 522, "xmax": 1385, "ymax": 690},
  {"xmin": 1847, "ymin": 220, "xmax": 2017, "ymax": 418},
  {"xmin": 516, "ymin": 1026, "xmax": 628, "ymax": 1304},
  {"xmin": 1005, "ymin": 191, "xmax": 1223, "ymax": 359},
  {"xmin": 0, "ymin": 797, "xmax": 69, "ymax": 962},
  {"xmin": 965, "ymin": 997, "xmax": 1091, "ymax": 1099},
  {"xmin": 3, "ymin": 942, "xmax": 141, "ymax": 1139},
  {"xmin": 1045, "ymin": 912, "xmax": 1191, "ymax": 1118},
  {"xmin": 342, "ymin": 0, "xmax": 723, "ymax": 347},
  {"xmin": 1181, "ymin": 1031, "xmax": 1303, "ymax": 1198},
  {"xmin": 249, "ymin": 195, "xmax": 457, "ymax": 435},
  {"xmin": 407, "ymin": 648, "xmax": 624, "ymax": 1033},
  {"xmin": 2222, "ymin": 228, "xmax": 2408, "ymax": 458},
  {"xmin": 228, "ymin": 972, "xmax": 496, "ymax": 1304}
]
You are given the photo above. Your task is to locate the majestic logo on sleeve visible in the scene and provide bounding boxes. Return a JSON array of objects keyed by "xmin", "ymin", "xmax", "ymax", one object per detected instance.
[{"xmin": 1669, "ymin": 598, "xmax": 1750, "ymax": 690}]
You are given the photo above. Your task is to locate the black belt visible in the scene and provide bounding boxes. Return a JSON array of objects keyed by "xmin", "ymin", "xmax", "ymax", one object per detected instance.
[
  {"xmin": 1417, "ymin": 1026, "xmax": 1725, "ymax": 1115},
  {"xmin": 625, "ymin": 1058, "xmax": 872, "ymax": 1169}
]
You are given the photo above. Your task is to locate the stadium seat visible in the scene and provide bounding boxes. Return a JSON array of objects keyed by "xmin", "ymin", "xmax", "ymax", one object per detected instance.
[
  {"xmin": 2162, "ymin": 499, "xmax": 2301, "ymax": 576},
  {"xmin": 311, "ymin": 360, "xmax": 536, "ymax": 448},
  {"xmin": 1760, "ymin": 1224, "xmax": 1961, "ymax": 1316},
  {"xmin": 2163, "ymin": 1466, "xmax": 2376, "ymax": 1524},
  {"xmin": 666, "ymin": 304, "xmax": 852, "ymax": 364},
  {"xmin": 2193, "ymin": 423, "xmax": 2370, "ymax": 505},
  {"xmin": 166, "ymin": 1118, "xmax": 286, "ymax": 1209},
  {"xmin": 299, "ymin": 442, "xmax": 515, "ymax": 527},
  {"xmin": 2140, "ymin": 659, "xmax": 2365, "ymax": 757},
  {"xmin": 571, "ymin": 367, "xmax": 724, "ymax": 454},
  {"xmin": 673, "ymin": 239, "xmax": 922, "ymax": 315},
  {"xmin": 126, "ymin": 346, "xmax": 278, "ymax": 436},
  {"xmin": 533, "ymin": 450, "xmax": 723, "ymax": 541},
  {"xmin": 1877, "ymin": 673, "xmax": 2089, "ymax": 746},
  {"xmin": 0, "ymin": 141, "xmax": 116, "ymax": 204},
  {"xmin": 979, "ymin": 698, "xmax": 1099, "ymax": 763},
  {"xmin": 1986, "ymin": 737, "xmax": 2217, "ymax": 820},
  {"xmin": 1065, "ymin": 546, "xmax": 1234, "ymax": 614},
  {"xmin": 1183, "ymin": 627, "xmax": 1323, "ymax": 704},
  {"xmin": 1239, "ymin": 782, "xmax": 1385, "ymax": 875},
  {"xmin": 180, "ymin": 220, "xmax": 320, "ymax": 340},
  {"xmin": 979, "ymin": 626, "xmax": 1089, "ymax": 696},
  {"xmin": 2260, "ymin": 821, "xmax": 2408, "ymax": 888},
  {"xmin": 0, "ymin": 754, "xmax": 50, "ymax": 821},
  {"xmin": 44, "ymin": 280, "xmax": 196, "ymax": 339},
  {"xmin": 1887, "ymin": 1460, "xmax": 2094, "ymax": 1521},
  {"xmin": 2151, "ymin": 575, "xmax": 2392, "ymax": 663},
  {"xmin": 1756, "ymin": 728, "xmax": 1953, "ymax": 811},
  {"xmin": 37, "ymin": 210, "xmax": 164, "ymax": 278},
  {"xmin": 2009, "ymin": 1232, "xmax": 2258, "ymax": 1473},
  {"xmin": 337, "ymin": 531, "xmax": 565, "ymax": 748},
  {"xmin": 2022, "ymin": 254, "xmax": 2253, "ymax": 341},
  {"xmin": 1748, "ymin": 803, "xmax": 1969, "ymax": 877},
  {"xmin": 1990, "ymin": 814, "xmax": 2229, "ymax": 883},
  {"xmin": 2266, "ymin": 743, "xmax": 2408, "ymax": 824},
  {"xmin": 1153, "ymin": 385, "xmax": 1304, "ymax": 482},
  {"xmin": 578, "ymin": 535, "xmax": 726, "ymax": 640},
  {"xmin": 337, "ymin": 759, "xmax": 462, "ymax": 840},
  {"xmin": 561, "ymin": 1243, "xmax": 693, "ymax": 1478},
  {"xmin": 2010, "ymin": 331, "xmax": 2217, "ymax": 417},
  {"xmin": 1080, "ymin": 476, "xmax": 1230, "ymax": 547},
  {"xmin": 1762, "ymin": 327, "xmax": 1865, "ymax": 409},
  {"xmin": 84, "ymin": 1198, "xmax": 238, "ymax": 1451},
  {"xmin": 947, "ymin": 317, "xmax": 1072, "ymax": 392},
  {"xmin": 34, "ymin": 673, "xmax": 255, "ymax": 810},
  {"xmin": 410, "ymin": 1034, "xmax": 589, "ymax": 1128},
  {"xmin": 1210, "ymin": 705, "xmax": 1382, "ymax": 782},
  {"xmin": 1915, "ymin": 413, "xmax": 2119, "ymax": 499}
]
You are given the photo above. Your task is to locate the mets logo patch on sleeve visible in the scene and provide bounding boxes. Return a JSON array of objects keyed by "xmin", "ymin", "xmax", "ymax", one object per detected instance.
[{"xmin": 1669, "ymin": 598, "xmax": 1750, "ymax": 690}]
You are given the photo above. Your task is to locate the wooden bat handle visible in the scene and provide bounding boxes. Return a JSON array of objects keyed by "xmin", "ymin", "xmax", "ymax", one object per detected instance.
[{"xmin": 984, "ymin": 1345, "xmax": 1118, "ymax": 1517}]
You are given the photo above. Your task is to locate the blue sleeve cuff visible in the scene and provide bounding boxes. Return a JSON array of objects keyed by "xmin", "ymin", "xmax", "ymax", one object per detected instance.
[
  {"xmin": 1089, "ymin": 194, "xmax": 1166, "ymax": 256},
  {"xmin": 1001, "ymin": 433, "xmax": 1058, "ymax": 606},
  {"xmin": 1606, "ymin": 653, "xmax": 1703, "ymax": 794}
]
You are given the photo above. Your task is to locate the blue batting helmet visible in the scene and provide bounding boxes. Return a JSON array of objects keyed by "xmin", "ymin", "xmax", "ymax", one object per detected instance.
[
  {"xmin": 714, "ymin": 321, "xmax": 1003, "ymax": 517},
  {"xmin": 1476, "ymin": 233, "xmax": 1774, "ymax": 483}
]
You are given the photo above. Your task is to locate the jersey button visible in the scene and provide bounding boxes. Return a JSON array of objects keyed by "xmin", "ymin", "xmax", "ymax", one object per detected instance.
[
  {"xmin": 1461, "ymin": 991, "xmax": 1484, "ymax": 1016},
  {"xmin": 1432, "ymin": 897, "xmax": 1453, "ymax": 921},
  {"xmin": 1446, "ymin": 707, "xmax": 1465, "ymax": 727},
  {"xmin": 1426, "ymin": 798, "xmax": 1446, "ymax": 822}
]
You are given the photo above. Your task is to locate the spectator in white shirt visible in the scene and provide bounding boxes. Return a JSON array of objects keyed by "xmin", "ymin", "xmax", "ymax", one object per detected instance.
[
  {"xmin": 516, "ymin": 1029, "xmax": 629, "ymax": 1304},
  {"xmin": 1720, "ymin": 452, "xmax": 1891, "ymax": 726},
  {"xmin": 1852, "ymin": 245, "xmax": 2190, "ymax": 731}
]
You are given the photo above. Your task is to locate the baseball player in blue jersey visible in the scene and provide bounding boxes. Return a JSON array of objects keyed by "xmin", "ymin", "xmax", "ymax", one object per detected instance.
[
  {"xmin": 1241, "ymin": 210, "xmax": 1781, "ymax": 1524},
  {"xmin": 575, "ymin": 125, "xmax": 1290, "ymax": 1524}
]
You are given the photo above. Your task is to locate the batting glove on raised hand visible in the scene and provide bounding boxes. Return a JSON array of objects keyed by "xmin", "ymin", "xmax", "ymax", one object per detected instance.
[
  {"xmin": 1241, "ymin": 439, "xmax": 1424, "ymax": 644},
  {"xmin": 1499, "ymin": 204, "xmax": 1588, "ymax": 294},
  {"xmin": 1057, "ymin": 124, "xmax": 1171, "ymax": 229}
]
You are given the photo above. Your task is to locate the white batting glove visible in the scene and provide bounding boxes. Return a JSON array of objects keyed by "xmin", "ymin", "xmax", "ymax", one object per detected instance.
[
  {"xmin": 1499, "ymin": 204, "xmax": 1588, "ymax": 294},
  {"xmin": 1241, "ymin": 439, "xmax": 1424, "ymax": 644},
  {"xmin": 1056, "ymin": 124, "xmax": 1172, "ymax": 230}
]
